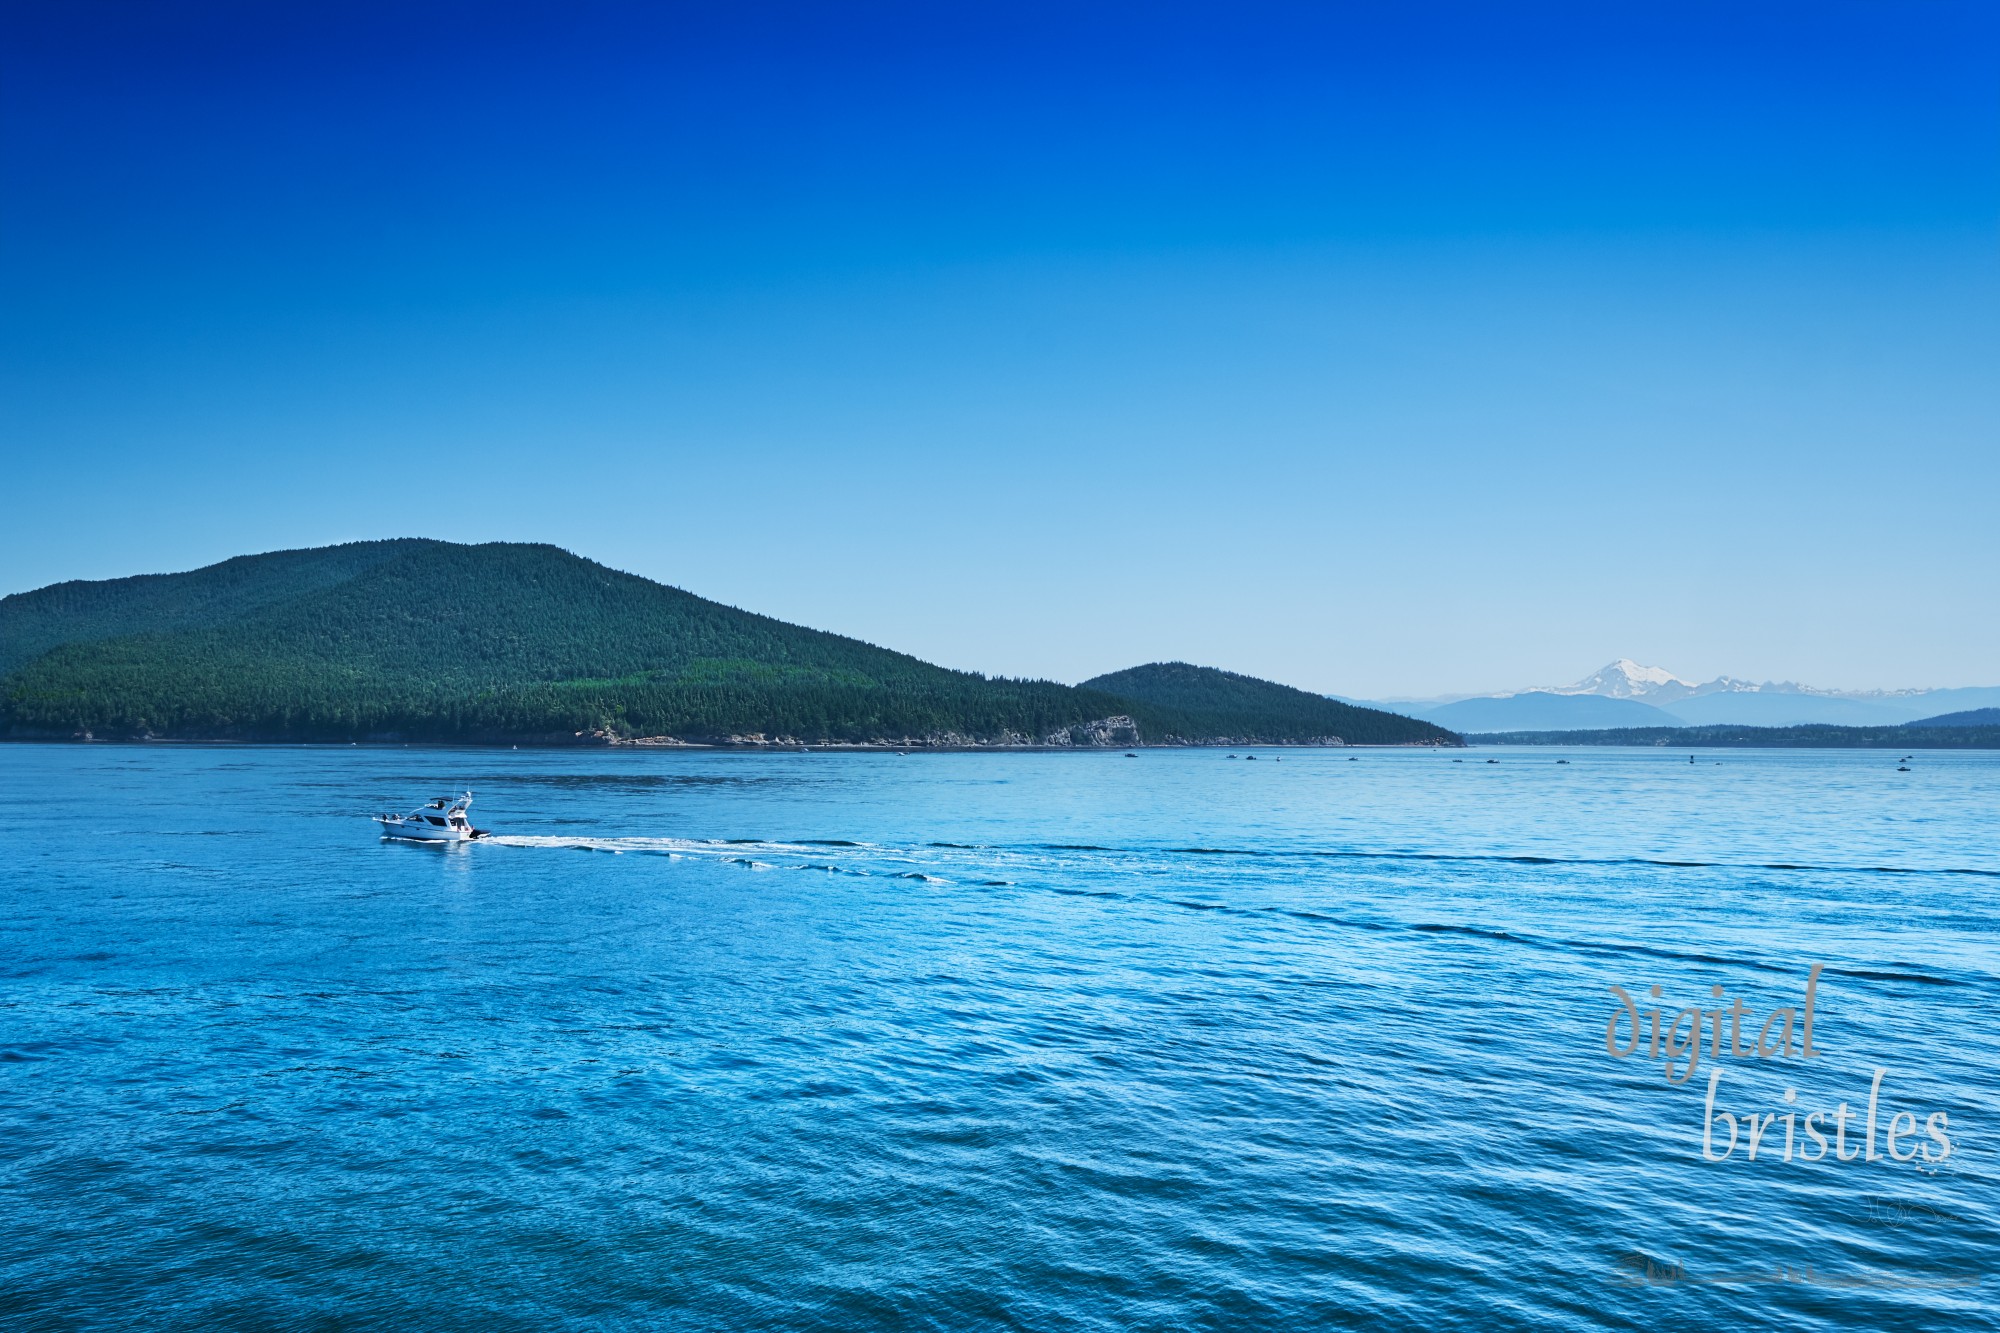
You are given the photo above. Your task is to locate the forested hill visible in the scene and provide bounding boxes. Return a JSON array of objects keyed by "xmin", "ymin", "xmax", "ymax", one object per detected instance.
[
  {"xmin": 1080, "ymin": 662, "xmax": 1456, "ymax": 747},
  {"xmin": 0, "ymin": 541, "xmax": 1456, "ymax": 747},
  {"xmin": 0, "ymin": 540, "xmax": 429, "ymax": 677}
]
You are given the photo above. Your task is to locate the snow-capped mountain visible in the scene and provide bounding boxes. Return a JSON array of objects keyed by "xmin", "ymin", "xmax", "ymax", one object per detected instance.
[
  {"xmin": 1548, "ymin": 659, "xmax": 1700, "ymax": 702},
  {"xmin": 1540, "ymin": 661, "xmax": 1957, "ymax": 709}
]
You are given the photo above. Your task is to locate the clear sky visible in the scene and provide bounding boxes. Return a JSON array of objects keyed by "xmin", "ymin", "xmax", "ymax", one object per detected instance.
[{"xmin": 4, "ymin": 1, "xmax": 1996, "ymax": 697}]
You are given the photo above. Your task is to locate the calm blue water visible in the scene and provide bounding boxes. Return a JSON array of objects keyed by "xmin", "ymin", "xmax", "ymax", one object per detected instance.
[{"xmin": 2, "ymin": 744, "xmax": 1995, "ymax": 1331}]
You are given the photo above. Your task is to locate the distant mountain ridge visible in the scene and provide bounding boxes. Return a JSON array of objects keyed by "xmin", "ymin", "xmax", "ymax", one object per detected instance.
[
  {"xmin": 1358, "ymin": 659, "xmax": 2000, "ymax": 731},
  {"xmin": 1909, "ymin": 707, "xmax": 2000, "ymax": 728},
  {"xmin": 1467, "ymin": 723, "xmax": 2000, "ymax": 750},
  {"xmin": 0, "ymin": 541, "xmax": 1454, "ymax": 748},
  {"xmin": 1421, "ymin": 692, "xmax": 1678, "ymax": 733}
]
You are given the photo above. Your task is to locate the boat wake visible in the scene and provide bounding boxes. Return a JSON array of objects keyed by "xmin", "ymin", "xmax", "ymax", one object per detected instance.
[
  {"xmin": 483, "ymin": 835, "xmax": 944, "ymax": 878},
  {"xmin": 479, "ymin": 831, "xmax": 1996, "ymax": 884}
]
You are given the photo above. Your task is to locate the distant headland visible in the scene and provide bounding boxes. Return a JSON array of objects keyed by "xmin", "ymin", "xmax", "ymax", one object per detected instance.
[{"xmin": 0, "ymin": 540, "xmax": 1459, "ymax": 749}]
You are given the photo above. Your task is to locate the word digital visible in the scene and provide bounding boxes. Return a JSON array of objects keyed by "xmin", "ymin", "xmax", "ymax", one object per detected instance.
[{"xmin": 1602, "ymin": 964, "xmax": 1953, "ymax": 1166}]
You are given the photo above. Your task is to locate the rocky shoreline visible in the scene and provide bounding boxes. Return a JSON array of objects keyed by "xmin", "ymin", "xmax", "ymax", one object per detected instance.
[
  {"xmin": 13, "ymin": 715, "xmax": 1463, "ymax": 749},
  {"xmin": 588, "ymin": 715, "xmax": 1452, "ymax": 750},
  {"xmin": 9, "ymin": 732, "xmax": 1460, "ymax": 749},
  {"xmin": 594, "ymin": 714, "xmax": 1150, "ymax": 750}
]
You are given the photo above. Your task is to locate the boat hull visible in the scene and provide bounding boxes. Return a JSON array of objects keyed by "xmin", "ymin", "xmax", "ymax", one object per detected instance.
[{"xmin": 375, "ymin": 818, "xmax": 478, "ymax": 842}]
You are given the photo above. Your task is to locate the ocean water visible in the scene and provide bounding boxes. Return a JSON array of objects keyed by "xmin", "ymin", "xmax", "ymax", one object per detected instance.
[{"xmin": 1, "ymin": 743, "xmax": 1995, "ymax": 1331}]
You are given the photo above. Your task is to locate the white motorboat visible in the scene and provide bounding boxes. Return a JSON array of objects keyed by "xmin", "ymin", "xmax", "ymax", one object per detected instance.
[{"xmin": 375, "ymin": 791, "xmax": 486, "ymax": 841}]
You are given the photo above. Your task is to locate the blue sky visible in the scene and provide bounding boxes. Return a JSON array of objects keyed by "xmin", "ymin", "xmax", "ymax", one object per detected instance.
[{"xmin": 4, "ymin": 1, "xmax": 1996, "ymax": 697}]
